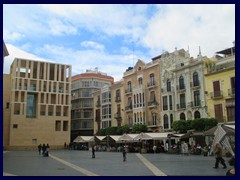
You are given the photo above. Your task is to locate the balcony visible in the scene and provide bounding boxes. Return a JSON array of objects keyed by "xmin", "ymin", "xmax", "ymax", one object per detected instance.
[
  {"xmin": 210, "ymin": 91, "xmax": 223, "ymax": 99},
  {"xmin": 147, "ymin": 81, "xmax": 156, "ymax": 88},
  {"xmin": 228, "ymin": 88, "xmax": 235, "ymax": 97},
  {"xmin": 176, "ymin": 103, "xmax": 186, "ymax": 109},
  {"xmin": 125, "ymin": 88, "xmax": 132, "ymax": 95},
  {"xmin": 96, "ymin": 100, "xmax": 101, "ymax": 107},
  {"xmin": 190, "ymin": 82, "xmax": 200, "ymax": 89},
  {"xmin": 176, "ymin": 85, "xmax": 185, "ymax": 92},
  {"xmin": 115, "ymin": 96, "xmax": 121, "ymax": 102},
  {"xmin": 188, "ymin": 101, "xmax": 201, "ymax": 108},
  {"xmin": 125, "ymin": 105, "xmax": 133, "ymax": 112},
  {"xmin": 148, "ymin": 101, "xmax": 158, "ymax": 108},
  {"xmin": 114, "ymin": 113, "xmax": 122, "ymax": 120}
]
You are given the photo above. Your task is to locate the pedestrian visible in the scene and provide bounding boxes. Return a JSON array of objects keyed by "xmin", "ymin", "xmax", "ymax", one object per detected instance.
[
  {"xmin": 122, "ymin": 146, "xmax": 127, "ymax": 162},
  {"xmin": 64, "ymin": 142, "xmax": 67, "ymax": 149},
  {"xmin": 92, "ymin": 145, "xmax": 96, "ymax": 158},
  {"xmin": 45, "ymin": 144, "xmax": 50, "ymax": 157},
  {"xmin": 38, "ymin": 144, "xmax": 42, "ymax": 155},
  {"xmin": 226, "ymin": 156, "xmax": 235, "ymax": 176},
  {"xmin": 42, "ymin": 144, "xmax": 46, "ymax": 156},
  {"xmin": 153, "ymin": 145, "xmax": 157, "ymax": 154},
  {"xmin": 213, "ymin": 143, "xmax": 227, "ymax": 169}
]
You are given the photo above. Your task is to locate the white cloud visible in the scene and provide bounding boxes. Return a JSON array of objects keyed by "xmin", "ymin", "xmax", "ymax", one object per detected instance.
[
  {"xmin": 48, "ymin": 18, "xmax": 78, "ymax": 35},
  {"xmin": 3, "ymin": 29, "xmax": 25, "ymax": 41},
  {"xmin": 142, "ymin": 4, "xmax": 235, "ymax": 57},
  {"xmin": 80, "ymin": 41, "xmax": 105, "ymax": 51},
  {"xmin": 3, "ymin": 44, "xmax": 53, "ymax": 74}
]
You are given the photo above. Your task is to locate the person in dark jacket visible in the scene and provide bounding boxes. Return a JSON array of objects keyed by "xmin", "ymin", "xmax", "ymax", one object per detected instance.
[
  {"xmin": 92, "ymin": 145, "xmax": 96, "ymax": 158},
  {"xmin": 226, "ymin": 156, "xmax": 235, "ymax": 176},
  {"xmin": 122, "ymin": 146, "xmax": 127, "ymax": 162},
  {"xmin": 213, "ymin": 143, "xmax": 227, "ymax": 169}
]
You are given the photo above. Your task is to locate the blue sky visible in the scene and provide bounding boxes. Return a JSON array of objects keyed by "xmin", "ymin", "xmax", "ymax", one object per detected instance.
[{"xmin": 3, "ymin": 4, "xmax": 235, "ymax": 81}]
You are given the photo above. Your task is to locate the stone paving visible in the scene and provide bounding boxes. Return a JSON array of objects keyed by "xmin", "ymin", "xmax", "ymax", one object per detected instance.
[{"xmin": 3, "ymin": 150, "xmax": 230, "ymax": 176}]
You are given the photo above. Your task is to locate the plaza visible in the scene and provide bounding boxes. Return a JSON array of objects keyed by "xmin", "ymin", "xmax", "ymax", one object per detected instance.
[{"xmin": 3, "ymin": 150, "xmax": 229, "ymax": 176}]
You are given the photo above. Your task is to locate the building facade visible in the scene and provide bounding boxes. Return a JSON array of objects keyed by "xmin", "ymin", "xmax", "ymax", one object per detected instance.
[
  {"xmin": 205, "ymin": 46, "xmax": 235, "ymax": 123},
  {"xmin": 123, "ymin": 59, "xmax": 161, "ymax": 132},
  {"xmin": 71, "ymin": 69, "xmax": 113, "ymax": 140},
  {"xmin": 3, "ymin": 58, "xmax": 72, "ymax": 150}
]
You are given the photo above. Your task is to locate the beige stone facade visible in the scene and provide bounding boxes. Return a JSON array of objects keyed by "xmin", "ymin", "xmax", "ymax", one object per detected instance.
[
  {"xmin": 123, "ymin": 59, "xmax": 162, "ymax": 132},
  {"xmin": 3, "ymin": 58, "xmax": 72, "ymax": 150}
]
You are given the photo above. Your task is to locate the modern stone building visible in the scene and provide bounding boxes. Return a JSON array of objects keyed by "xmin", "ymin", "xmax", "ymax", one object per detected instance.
[
  {"xmin": 205, "ymin": 46, "xmax": 235, "ymax": 123},
  {"xmin": 71, "ymin": 68, "xmax": 113, "ymax": 140},
  {"xmin": 3, "ymin": 58, "xmax": 72, "ymax": 150}
]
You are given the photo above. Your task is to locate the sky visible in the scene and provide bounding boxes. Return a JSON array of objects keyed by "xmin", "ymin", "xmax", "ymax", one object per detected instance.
[{"xmin": 3, "ymin": 4, "xmax": 235, "ymax": 81}]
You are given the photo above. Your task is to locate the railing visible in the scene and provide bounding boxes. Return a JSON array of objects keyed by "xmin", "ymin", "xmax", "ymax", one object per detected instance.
[
  {"xmin": 114, "ymin": 113, "xmax": 122, "ymax": 119},
  {"xmin": 190, "ymin": 82, "xmax": 200, "ymax": 88},
  {"xmin": 115, "ymin": 96, "xmax": 121, "ymax": 102},
  {"xmin": 148, "ymin": 101, "xmax": 158, "ymax": 107},
  {"xmin": 147, "ymin": 81, "xmax": 156, "ymax": 88},
  {"xmin": 125, "ymin": 88, "xmax": 132, "ymax": 94},
  {"xmin": 228, "ymin": 88, "xmax": 235, "ymax": 96},
  {"xmin": 125, "ymin": 105, "xmax": 133, "ymax": 112},
  {"xmin": 176, "ymin": 85, "xmax": 185, "ymax": 91},
  {"xmin": 177, "ymin": 103, "xmax": 186, "ymax": 109},
  {"xmin": 210, "ymin": 91, "xmax": 223, "ymax": 99}
]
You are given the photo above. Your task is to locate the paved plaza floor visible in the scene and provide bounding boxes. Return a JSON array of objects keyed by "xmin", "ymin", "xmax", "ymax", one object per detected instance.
[{"xmin": 3, "ymin": 150, "xmax": 230, "ymax": 176}]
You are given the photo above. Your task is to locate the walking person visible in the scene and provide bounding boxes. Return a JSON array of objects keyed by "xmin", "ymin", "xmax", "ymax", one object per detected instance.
[
  {"xmin": 92, "ymin": 145, "xmax": 96, "ymax": 158},
  {"xmin": 42, "ymin": 144, "xmax": 46, "ymax": 156},
  {"xmin": 38, "ymin": 144, "xmax": 42, "ymax": 155},
  {"xmin": 122, "ymin": 146, "xmax": 127, "ymax": 162},
  {"xmin": 213, "ymin": 143, "xmax": 227, "ymax": 169},
  {"xmin": 45, "ymin": 144, "xmax": 50, "ymax": 157}
]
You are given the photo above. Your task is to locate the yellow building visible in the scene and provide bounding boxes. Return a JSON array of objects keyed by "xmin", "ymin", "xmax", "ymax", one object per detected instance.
[
  {"xmin": 205, "ymin": 46, "xmax": 235, "ymax": 123},
  {"xmin": 3, "ymin": 58, "xmax": 72, "ymax": 150}
]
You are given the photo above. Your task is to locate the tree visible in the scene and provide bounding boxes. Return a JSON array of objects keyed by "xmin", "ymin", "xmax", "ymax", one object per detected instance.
[{"xmin": 132, "ymin": 124, "xmax": 147, "ymax": 133}]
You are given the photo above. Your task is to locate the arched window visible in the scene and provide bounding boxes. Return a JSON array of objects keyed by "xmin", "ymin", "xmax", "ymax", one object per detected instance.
[
  {"xmin": 193, "ymin": 72, "xmax": 199, "ymax": 86},
  {"xmin": 167, "ymin": 79, "xmax": 171, "ymax": 92},
  {"xmin": 138, "ymin": 77, "xmax": 142, "ymax": 85},
  {"xmin": 194, "ymin": 111, "xmax": 201, "ymax": 119},
  {"xmin": 150, "ymin": 73, "xmax": 155, "ymax": 86},
  {"xmin": 179, "ymin": 76, "xmax": 185, "ymax": 89},
  {"xmin": 180, "ymin": 113, "xmax": 186, "ymax": 120},
  {"xmin": 127, "ymin": 81, "xmax": 131, "ymax": 91},
  {"xmin": 163, "ymin": 114, "xmax": 169, "ymax": 129}
]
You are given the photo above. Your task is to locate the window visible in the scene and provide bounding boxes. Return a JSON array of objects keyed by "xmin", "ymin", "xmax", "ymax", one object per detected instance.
[
  {"xmin": 179, "ymin": 76, "xmax": 185, "ymax": 89},
  {"xmin": 214, "ymin": 104, "xmax": 224, "ymax": 122},
  {"xmin": 194, "ymin": 91, "xmax": 200, "ymax": 106},
  {"xmin": 180, "ymin": 94, "xmax": 186, "ymax": 108},
  {"xmin": 213, "ymin": 81, "xmax": 221, "ymax": 97},
  {"xmin": 150, "ymin": 74, "xmax": 155, "ymax": 86},
  {"xmin": 193, "ymin": 72, "xmax": 199, "ymax": 86},
  {"xmin": 150, "ymin": 91, "xmax": 156, "ymax": 102},
  {"xmin": 6, "ymin": 102, "xmax": 10, "ymax": 109},
  {"xmin": 169, "ymin": 95, "xmax": 172, "ymax": 110},
  {"xmin": 170, "ymin": 114, "xmax": 173, "ymax": 128},
  {"xmin": 138, "ymin": 77, "xmax": 142, "ymax": 85},
  {"xmin": 127, "ymin": 81, "xmax": 131, "ymax": 91},
  {"xmin": 13, "ymin": 124, "xmax": 18, "ymax": 128},
  {"xmin": 152, "ymin": 114, "xmax": 157, "ymax": 125},
  {"xmin": 167, "ymin": 79, "xmax": 171, "ymax": 92},
  {"xmin": 26, "ymin": 93, "xmax": 37, "ymax": 117},
  {"xmin": 180, "ymin": 113, "xmax": 186, "ymax": 120},
  {"xmin": 32, "ymin": 139, "xmax": 37, "ymax": 144},
  {"xmin": 55, "ymin": 120, "xmax": 61, "ymax": 131},
  {"xmin": 230, "ymin": 77, "xmax": 235, "ymax": 95},
  {"xmin": 63, "ymin": 121, "xmax": 68, "ymax": 131},
  {"xmin": 163, "ymin": 114, "xmax": 169, "ymax": 129},
  {"xmin": 162, "ymin": 96, "xmax": 168, "ymax": 111},
  {"xmin": 194, "ymin": 111, "xmax": 201, "ymax": 119}
]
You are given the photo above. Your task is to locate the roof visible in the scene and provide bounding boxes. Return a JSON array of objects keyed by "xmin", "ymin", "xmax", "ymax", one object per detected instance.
[
  {"xmin": 73, "ymin": 136, "xmax": 94, "ymax": 143},
  {"xmin": 216, "ymin": 47, "xmax": 235, "ymax": 55},
  {"xmin": 72, "ymin": 73, "xmax": 114, "ymax": 82}
]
